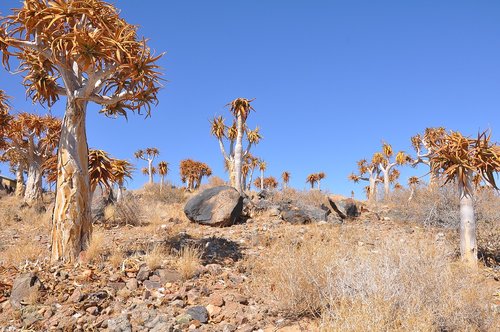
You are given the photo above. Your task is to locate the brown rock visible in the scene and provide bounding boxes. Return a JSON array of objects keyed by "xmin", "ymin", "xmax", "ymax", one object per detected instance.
[
  {"xmin": 156, "ymin": 269, "xmax": 182, "ymax": 283},
  {"xmin": 143, "ymin": 280, "xmax": 161, "ymax": 290},
  {"xmin": 208, "ymin": 294, "xmax": 224, "ymax": 307},
  {"xmin": 108, "ymin": 282, "xmax": 126, "ymax": 292},
  {"xmin": 9, "ymin": 273, "xmax": 42, "ymax": 309}
]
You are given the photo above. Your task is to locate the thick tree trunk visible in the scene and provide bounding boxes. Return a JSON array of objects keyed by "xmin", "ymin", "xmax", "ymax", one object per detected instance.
[
  {"xmin": 51, "ymin": 100, "xmax": 91, "ymax": 262},
  {"xmin": 458, "ymin": 171, "xmax": 477, "ymax": 267},
  {"xmin": 383, "ymin": 171, "xmax": 390, "ymax": 199},
  {"xmin": 15, "ymin": 163, "xmax": 26, "ymax": 197},
  {"xmin": 148, "ymin": 159, "xmax": 153, "ymax": 184},
  {"xmin": 117, "ymin": 185, "xmax": 123, "ymax": 202},
  {"xmin": 24, "ymin": 157, "xmax": 43, "ymax": 204},
  {"xmin": 234, "ymin": 115, "xmax": 244, "ymax": 194},
  {"xmin": 369, "ymin": 176, "xmax": 376, "ymax": 202},
  {"xmin": 248, "ymin": 168, "xmax": 255, "ymax": 191}
]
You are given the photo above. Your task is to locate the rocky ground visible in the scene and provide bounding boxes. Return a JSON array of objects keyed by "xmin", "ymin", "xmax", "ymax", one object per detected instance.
[{"xmin": 0, "ymin": 187, "xmax": 498, "ymax": 331}]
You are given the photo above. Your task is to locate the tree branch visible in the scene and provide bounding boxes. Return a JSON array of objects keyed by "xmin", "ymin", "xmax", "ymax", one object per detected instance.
[{"xmin": 86, "ymin": 90, "xmax": 134, "ymax": 105}]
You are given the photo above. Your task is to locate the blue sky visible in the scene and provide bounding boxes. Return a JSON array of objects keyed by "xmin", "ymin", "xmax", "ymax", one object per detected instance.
[{"xmin": 0, "ymin": 0, "xmax": 499, "ymax": 198}]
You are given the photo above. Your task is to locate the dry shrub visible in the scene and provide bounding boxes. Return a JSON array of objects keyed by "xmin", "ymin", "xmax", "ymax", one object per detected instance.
[
  {"xmin": 108, "ymin": 246, "xmax": 124, "ymax": 269},
  {"xmin": 145, "ymin": 245, "xmax": 165, "ymax": 270},
  {"xmin": 106, "ymin": 197, "xmax": 145, "ymax": 226},
  {"xmin": 175, "ymin": 245, "xmax": 202, "ymax": 280},
  {"xmin": 141, "ymin": 183, "xmax": 186, "ymax": 204},
  {"xmin": 251, "ymin": 227, "xmax": 498, "ymax": 331},
  {"xmin": 1, "ymin": 241, "xmax": 43, "ymax": 266},
  {"xmin": 198, "ymin": 176, "xmax": 227, "ymax": 190},
  {"xmin": 268, "ymin": 188, "xmax": 328, "ymax": 207},
  {"xmin": 85, "ymin": 230, "xmax": 105, "ymax": 264}
]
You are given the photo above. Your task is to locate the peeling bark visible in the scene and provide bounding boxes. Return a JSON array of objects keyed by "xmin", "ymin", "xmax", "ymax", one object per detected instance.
[
  {"xmin": 15, "ymin": 163, "xmax": 26, "ymax": 197},
  {"xmin": 51, "ymin": 100, "xmax": 91, "ymax": 262}
]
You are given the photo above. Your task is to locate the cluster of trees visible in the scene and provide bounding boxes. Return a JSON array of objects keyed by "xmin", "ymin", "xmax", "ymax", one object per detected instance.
[
  {"xmin": 305, "ymin": 172, "xmax": 326, "ymax": 190},
  {"xmin": 348, "ymin": 127, "xmax": 500, "ymax": 266},
  {"xmin": 180, "ymin": 159, "xmax": 212, "ymax": 191}
]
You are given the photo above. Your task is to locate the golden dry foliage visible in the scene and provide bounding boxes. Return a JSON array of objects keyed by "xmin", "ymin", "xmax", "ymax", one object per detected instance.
[
  {"xmin": 430, "ymin": 130, "xmax": 500, "ymax": 194},
  {"xmin": 0, "ymin": 90, "xmax": 12, "ymax": 149},
  {"xmin": 0, "ymin": 0, "xmax": 163, "ymax": 114},
  {"xmin": 281, "ymin": 171, "xmax": 290, "ymax": 185},
  {"xmin": 306, "ymin": 173, "xmax": 318, "ymax": 188},
  {"xmin": 88, "ymin": 149, "xmax": 114, "ymax": 193},
  {"xmin": 157, "ymin": 161, "xmax": 169, "ymax": 176},
  {"xmin": 408, "ymin": 176, "xmax": 420, "ymax": 186},
  {"xmin": 227, "ymin": 97, "xmax": 255, "ymax": 121},
  {"xmin": 263, "ymin": 176, "xmax": 278, "ymax": 189},
  {"xmin": 258, "ymin": 160, "xmax": 267, "ymax": 172},
  {"xmin": 180, "ymin": 159, "xmax": 212, "ymax": 190},
  {"xmin": 111, "ymin": 159, "xmax": 134, "ymax": 186}
]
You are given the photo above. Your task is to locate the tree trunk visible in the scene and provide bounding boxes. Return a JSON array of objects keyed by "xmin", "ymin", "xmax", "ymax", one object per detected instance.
[
  {"xmin": 24, "ymin": 157, "xmax": 43, "ymax": 204},
  {"xmin": 234, "ymin": 115, "xmax": 244, "ymax": 194},
  {"xmin": 160, "ymin": 175, "xmax": 164, "ymax": 192},
  {"xmin": 383, "ymin": 171, "xmax": 390, "ymax": 199},
  {"xmin": 248, "ymin": 168, "xmax": 255, "ymax": 191},
  {"xmin": 408, "ymin": 186, "xmax": 415, "ymax": 201},
  {"xmin": 117, "ymin": 184, "xmax": 123, "ymax": 202},
  {"xmin": 318, "ymin": 180, "xmax": 321, "ymax": 191},
  {"xmin": 51, "ymin": 100, "xmax": 91, "ymax": 262},
  {"xmin": 260, "ymin": 169, "xmax": 264, "ymax": 190},
  {"xmin": 15, "ymin": 163, "xmax": 26, "ymax": 197},
  {"xmin": 148, "ymin": 159, "xmax": 153, "ymax": 184},
  {"xmin": 369, "ymin": 176, "xmax": 376, "ymax": 202},
  {"xmin": 458, "ymin": 171, "xmax": 477, "ymax": 267},
  {"xmin": 283, "ymin": 181, "xmax": 287, "ymax": 190}
]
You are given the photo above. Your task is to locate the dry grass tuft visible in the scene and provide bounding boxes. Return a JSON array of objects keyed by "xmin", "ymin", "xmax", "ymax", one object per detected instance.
[
  {"xmin": 176, "ymin": 245, "xmax": 202, "ymax": 280},
  {"xmin": 108, "ymin": 246, "xmax": 125, "ymax": 269},
  {"xmin": 141, "ymin": 183, "xmax": 186, "ymax": 204},
  {"xmin": 1, "ymin": 241, "xmax": 43, "ymax": 266},
  {"xmin": 145, "ymin": 245, "xmax": 166, "ymax": 270},
  {"xmin": 251, "ymin": 226, "xmax": 498, "ymax": 331},
  {"xmin": 85, "ymin": 230, "xmax": 106, "ymax": 264}
]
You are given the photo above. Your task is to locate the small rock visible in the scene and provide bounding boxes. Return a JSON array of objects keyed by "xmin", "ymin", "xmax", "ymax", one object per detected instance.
[
  {"xmin": 186, "ymin": 306, "xmax": 209, "ymax": 324},
  {"xmin": 222, "ymin": 323, "xmax": 237, "ymax": 332},
  {"xmin": 208, "ymin": 294, "xmax": 224, "ymax": 307},
  {"xmin": 108, "ymin": 282, "xmax": 126, "ymax": 292},
  {"xmin": 126, "ymin": 278, "xmax": 138, "ymax": 291},
  {"xmin": 137, "ymin": 265, "xmax": 151, "ymax": 282},
  {"xmin": 10, "ymin": 273, "xmax": 42, "ymax": 309},
  {"xmin": 171, "ymin": 299, "xmax": 185, "ymax": 308},
  {"xmin": 149, "ymin": 275, "xmax": 161, "ymax": 283},
  {"xmin": 176, "ymin": 313, "xmax": 192, "ymax": 325},
  {"xmin": 86, "ymin": 306, "xmax": 99, "ymax": 315},
  {"xmin": 156, "ymin": 269, "xmax": 182, "ymax": 283},
  {"xmin": 143, "ymin": 280, "xmax": 161, "ymax": 290},
  {"xmin": 206, "ymin": 304, "xmax": 221, "ymax": 318},
  {"xmin": 108, "ymin": 313, "xmax": 132, "ymax": 332}
]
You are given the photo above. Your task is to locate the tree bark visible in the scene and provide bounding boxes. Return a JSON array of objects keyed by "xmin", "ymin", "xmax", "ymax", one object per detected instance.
[
  {"xmin": 383, "ymin": 171, "xmax": 390, "ymax": 199},
  {"xmin": 458, "ymin": 171, "xmax": 477, "ymax": 267},
  {"xmin": 24, "ymin": 157, "xmax": 43, "ymax": 204},
  {"xmin": 160, "ymin": 175, "xmax": 164, "ymax": 192},
  {"xmin": 15, "ymin": 163, "xmax": 26, "ymax": 197},
  {"xmin": 51, "ymin": 100, "xmax": 91, "ymax": 262},
  {"xmin": 148, "ymin": 159, "xmax": 153, "ymax": 184},
  {"xmin": 369, "ymin": 176, "xmax": 377, "ymax": 202},
  {"xmin": 248, "ymin": 168, "xmax": 255, "ymax": 191},
  {"xmin": 260, "ymin": 169, "xmax": 264, "ymax": 190},
  {"xmin": 233, "ymin": 114, "xmax": 244, "ymax": 194},
  {"xmin": 117, "ymin": 184, "xmax": 123, "ymax": 202}
]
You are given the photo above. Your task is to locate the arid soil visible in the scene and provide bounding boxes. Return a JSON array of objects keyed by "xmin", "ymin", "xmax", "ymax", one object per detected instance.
[{"xmin": 0, "ymin": 188, "xmax": 499, "ymax": 331}]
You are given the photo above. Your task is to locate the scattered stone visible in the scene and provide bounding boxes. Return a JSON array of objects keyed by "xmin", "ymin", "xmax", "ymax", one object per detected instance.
[
  {"xmin": 156, "ymin": 269, "xmax": 182, "ymax": 283},
  {"xmin": 108, "ymin": 282, "xmax": 126, "ymax": 292},
  {"xmin": 208, "ymin": 294, "xmax": 224, "ymax": 307},
  {"xmin": 126, "ymin": 278, "xmax": 138, "ymax": 291},
  {"xmin": 184, "ymin": 186, "xmax": 243, "ymax": 227},
  {"xmin": 10, "ymin": 273, "xmax": 42, "ymax": 309},
  {"xmin": 108, "ymin": 313, "xmax": 132, "ymax": 332},
  {"xmin": 186, "ymin": 306, "xmax": 209, "ymax": 324},
  {"xmin": 176, "ymin": 313, "xmax": 192, "ymax": 325},
  {"xmin": 143, "ymin": 280, "xmax": 161, "ymax": 290},
  {"xmin": 281, "ymin": 209, "xmax": 311, "ymax": 225},
  {"xmin": 86, "ymin": 306, "xmax": 99, "ymax": 315},
  {"xmin": 136, "ymin": 265, "xmax": 151, "ymax": 282}
]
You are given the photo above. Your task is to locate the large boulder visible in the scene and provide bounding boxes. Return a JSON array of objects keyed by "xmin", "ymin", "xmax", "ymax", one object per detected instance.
[
  {"xmin": 184, "ymin": 186, "xmax": 243, "ymax": 227},
  {"xmin": 326, "ymin": 197, "xmax": 361, "ymax": 219}
]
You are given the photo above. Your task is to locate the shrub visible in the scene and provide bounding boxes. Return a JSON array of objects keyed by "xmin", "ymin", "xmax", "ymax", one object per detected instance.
[{"xmin": 251, "ymin": 226, "xmax": 498, "ymax": 331}]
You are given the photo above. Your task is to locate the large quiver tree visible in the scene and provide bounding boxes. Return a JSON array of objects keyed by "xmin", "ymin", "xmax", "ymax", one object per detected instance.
[
  {"xmin": 430, "ymin": 130, "xmax": 500, "ymax": 267},
  {"xmin": 0, "ymin": 0, "xmax": 163, "ymax": 262}
]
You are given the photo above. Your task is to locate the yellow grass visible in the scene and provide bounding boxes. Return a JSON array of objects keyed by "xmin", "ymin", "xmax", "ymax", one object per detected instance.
[{"xmin": 176, "ymin": 245, "xmax": 202, "ymax": 280}]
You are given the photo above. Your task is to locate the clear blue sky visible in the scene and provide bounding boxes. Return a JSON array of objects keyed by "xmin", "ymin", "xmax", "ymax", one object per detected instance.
[{"xmin": 1, "ymin": 0, "xmax": 499, "ymax": 198}]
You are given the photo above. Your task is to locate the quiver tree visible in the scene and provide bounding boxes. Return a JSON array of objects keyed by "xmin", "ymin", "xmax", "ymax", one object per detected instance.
[
  {"xmin": 258, "ymin": 160, "xmax": 267, "ymax": 190},
  {"xmin": 374, "ymin": 143, "xmax": 410, "ymax": 199},
  {"xmin": 111, "ymin": 159, "xmax": 133, "ymax": 202},
  {"xmin": 157, "ymin": 161, "xmax": 169, "ymax": 191},
  {"xmin": 306, "ymin": 173, "xmax": 318, "ymax": 189},
  {"xmin": 1, "ymin": 149, "xmax": 26, "ymax": 197},
  {"xmin": 411, "ymin": 127, "xmax": 446, "ymax": 187},
  {"xmin": 2, "ymin": 113, "xmax": 60, "ymax": 204},
  {"xmin": 135, "ymin": 148, "xmax": 160, "ymax": 184},
  {"xmin": 210, "ymin": 98, "xmax": 261, "ymax": 194},
  {"xmin": 180, "ymin": 159, "xmax": 212, "ymax": 191},
  {"xmin": 316, "ymin": 172, "xmax": 326, "ymax": 191},
  {"xmin": 430, "ymin": 130, "xmax": 500, "ymax": 267},
  {"xmin": 281, "ymin": 171, "xmax": 290, "ymax": 190},
  {"xmin": 0, "ymin": 0, "xmax": 163, "ymax": 262},
  {"xmin": 141, "ymin": 166, "xmax": 156, "ymax": 180},
  {"xmin": 263, "ymin": 176, "xmax": 278, "ymax": 190},
  {"xmin": 245, "ymin": 154, "xmax": 259, "ymax": 190},
  {"xmin": 407, "ymin": 176, "xmax": 420, "ymax": 201},
  {"xmin": 88, "ymin": 149, "xmax": 114, "ymax": 197},
  {"xmin": 348, "ymin": 157, "xmax": 382, "ymax": 202}
]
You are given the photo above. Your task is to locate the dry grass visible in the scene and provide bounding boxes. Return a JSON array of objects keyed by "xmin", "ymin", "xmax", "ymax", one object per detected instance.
[
  {"xmin": 251, "ymin": 225, "xmax": 498, "ymax": 331},
  {"xmin": 108, "ymin": 246, "xmax": 125, "ymax": 269},
  {"xmin": 198, "ymin": 176, "xmax": 227, "ymax": 190},
  {"xmin": 141, "ymin": 183, "xmax": 186, "ymax": 204},
  {"xmin": 266, "ymin": 188, "xmax": 329, "ymax": 207},
  {"xmin": 145, "ymin": 245, "xmax": 166, "ymax": 270},
  {"xmin": 85, "ymin": 229, "xmax": 106, "ymax": 264},
  {"xmin": 175, "ymin": 245, "xmax": 202, "ymax": 280},
  {"xmin": 1, "ymin": 241, "xmax": 43, "ymax": 266}
]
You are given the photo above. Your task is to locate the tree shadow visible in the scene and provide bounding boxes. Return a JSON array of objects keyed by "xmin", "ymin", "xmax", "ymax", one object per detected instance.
[
  {"xmin": 478, "ymin": 246, "xmax": 499, "ymax": 268},
  {"xmin": 165, "ymin": 233, "xmax": 243, "ymax": 265}
]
